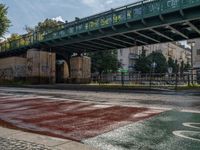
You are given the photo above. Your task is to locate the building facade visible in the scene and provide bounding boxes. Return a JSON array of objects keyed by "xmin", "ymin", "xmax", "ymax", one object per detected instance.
[
  {"xmin": 118, "ymin": 42, "xmax": 191, "ymax": 72},
  {"xmin": 188, "ymin": 39, "xmax": 200, "ymax": 70},
  {"xmin": 188, "ymin": 39, "xmax": 200, "ymax": 83}
]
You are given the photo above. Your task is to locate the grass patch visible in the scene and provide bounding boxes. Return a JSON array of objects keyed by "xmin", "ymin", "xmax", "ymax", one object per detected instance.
[
  {"xmin": 176, "ymin": 84, "xmax": 200, "ymax": 90},
  {"xmin": 0, "ymin": 80, "xmax": 31, "ymax": 86}
]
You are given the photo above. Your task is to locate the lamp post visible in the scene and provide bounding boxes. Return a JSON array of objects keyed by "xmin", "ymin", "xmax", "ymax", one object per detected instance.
[
  {"xmin": 150, "ymin": 62, "xmax": 157, "ymax": 89},
  {"xmin": 49, "ymin": 48, "xmax": 52, "ymax": 84},
  {"xmin": 188, "ymin": 41, "xmax": 195, "ymax": 86},
  {"xmin": 152, "ymin": 62, "xmax": 157, "ymax": 74}
]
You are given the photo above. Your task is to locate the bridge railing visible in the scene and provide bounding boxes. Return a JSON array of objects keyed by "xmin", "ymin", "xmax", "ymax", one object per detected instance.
[
  {"xmin": 46, "ymin": 0, "xmax": 200, "ymax": 39},
  {"xmin": 1, "ymin": 0, "xmax": 200, "ymax": 53},
  {"xmin": 0, "ymin": 32, "xmax": 44, "ymax": 52}
]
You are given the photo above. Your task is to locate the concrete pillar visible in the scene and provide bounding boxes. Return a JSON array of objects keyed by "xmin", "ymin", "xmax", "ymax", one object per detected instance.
[
  {"xmin": 0, "ymin": 56, "xmax": 26, "ymax": 82},
  {"xmin": 63, "ymin": 61, "xmax": 70, "ymax": 81},
  {"xmin": 27, "ymin": 49, "xmax": 56, "ymax": 84},
  {"xmin": 70, "ymin": 56, "xmax": 91, "ymax": 84}
]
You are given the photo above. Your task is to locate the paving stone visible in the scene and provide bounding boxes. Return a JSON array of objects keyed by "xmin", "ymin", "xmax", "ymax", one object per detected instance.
[
  {"xmin": 55, "ymin": 141, "xmax": 97, "ymax": 150},
  {"xmin": 5, "ymin": 132, "xmax": 69, "ymax": 147},
  {"xmin": 0, "ymin": 137, "xmax": 54, "ymax": 150},
  {"xmin": 0, "ymin": 127, "xmax": 20, "ymax": 136}
]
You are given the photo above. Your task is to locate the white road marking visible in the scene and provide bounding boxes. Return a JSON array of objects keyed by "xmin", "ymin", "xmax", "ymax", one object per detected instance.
[
  {"xmin": 181, "ymin": 109, "xmax": 200, "ymax": 114},
  {"xmin": 173, "ymin": 131, "xmax": 200, "ymax": 142},
  {"xmin": 173, "ymin": 122, "xmax": 200, "ymax": 142},
  {"xmin": 183, "ymin": 123, "xmax": 200, "ymax": 130}
]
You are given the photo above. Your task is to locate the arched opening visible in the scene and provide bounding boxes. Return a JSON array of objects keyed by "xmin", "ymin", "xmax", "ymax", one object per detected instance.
[{"xmin": 56, "ymin": 53, "xmax": 70, "ymax": 83}]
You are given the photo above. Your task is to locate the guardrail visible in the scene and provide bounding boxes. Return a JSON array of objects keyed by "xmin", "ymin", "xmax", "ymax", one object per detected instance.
[{"xmin": 1, "ymin": 0, "xmax": 200, "ymax": 53}]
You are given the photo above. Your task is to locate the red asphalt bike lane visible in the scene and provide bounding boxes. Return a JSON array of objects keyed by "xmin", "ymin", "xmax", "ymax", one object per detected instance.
[{"xmin": 0, "ymin": 96, "xmax": 163, "ymax": 141}]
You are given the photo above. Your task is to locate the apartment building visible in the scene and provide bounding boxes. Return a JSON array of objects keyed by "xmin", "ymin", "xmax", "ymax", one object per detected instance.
[
  {"xmin": 188, "ymin": 39, "xmax": 200, "ymax": 70},
  {"xmin": 118, "ymin": 42, "xmax": 191, "ymax": 72}
]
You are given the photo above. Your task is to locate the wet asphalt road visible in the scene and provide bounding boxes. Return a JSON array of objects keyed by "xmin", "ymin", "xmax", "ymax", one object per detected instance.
[
  {"xmin": 0, "ymin": 86, "xmax": 199, "ymax": 150},
  {"xmin": 84, "ymin": 111, "xmax": 200, "ymax": 150},
  {"xmin": 0, "ymin": 87, "xmax": 199, "ymax": 111}
]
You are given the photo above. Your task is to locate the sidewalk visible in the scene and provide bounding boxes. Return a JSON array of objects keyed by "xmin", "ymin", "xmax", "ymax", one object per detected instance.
[
  {"xmin": 1, "ymin": 84, "xmax": 175, "ymax": 94},
  {"xmin": 0, "ymin": 127, "xmax": 97, "ymax": 150}
]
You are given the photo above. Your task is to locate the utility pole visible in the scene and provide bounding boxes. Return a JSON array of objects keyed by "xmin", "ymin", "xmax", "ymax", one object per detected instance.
[
  {"xmin": 49, "ymin": 48, "xmax": 52, "ymax": 84},
  {"xmin": 188, "ymin": 41, "xmax": 195, "ymax": 86}
]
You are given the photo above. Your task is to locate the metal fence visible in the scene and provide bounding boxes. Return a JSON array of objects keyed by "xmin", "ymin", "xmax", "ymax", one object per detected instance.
[{"xmin": 91, "ymin": 72, "xmax": 200, "ymax": 89}]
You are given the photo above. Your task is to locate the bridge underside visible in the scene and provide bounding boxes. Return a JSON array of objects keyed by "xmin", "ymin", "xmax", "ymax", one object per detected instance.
[
  {"xmin": 51, "ymin": 6, "xmax": 200, "ymax": 53},
  {"xmin": 1, "ymin": 4, "xmax": 200, "ymax": 57}
]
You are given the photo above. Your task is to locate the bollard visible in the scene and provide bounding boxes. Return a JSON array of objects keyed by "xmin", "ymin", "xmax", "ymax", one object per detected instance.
[
  {"xmin": 187, "ymin": 73, "xmax": 190, "ymax": 87},
  {"xmin": 121, "ymin": 72, "xmax": 125, "ymax": 87},
  {"xmin": 150, "ymin": 73, "xmax": 152, "ymax": 89},
  {"xmin": 175, "ymin": 73, "xmax": 178, "ymax": 90}
]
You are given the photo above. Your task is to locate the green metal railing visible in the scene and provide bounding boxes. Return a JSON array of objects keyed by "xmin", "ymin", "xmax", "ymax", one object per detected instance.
[{"xmin": 1, "ymin": 0, "xmax": 200, "ymax": 53}]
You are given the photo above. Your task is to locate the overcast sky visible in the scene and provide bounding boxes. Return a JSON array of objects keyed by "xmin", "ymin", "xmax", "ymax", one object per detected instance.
[{"xmin": 0, "ymin": 0, "xmax": 140, "ymax": 36}]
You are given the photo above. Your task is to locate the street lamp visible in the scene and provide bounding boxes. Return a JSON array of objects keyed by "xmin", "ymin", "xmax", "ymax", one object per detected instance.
[
  {"xmin": 188, "ymin": 41, "xmax": 195, "ymax": 85},
  {"xmin": 49, "ymin": 48, "xmax": 52, "ymax": 84},
  {"xmin": 151, "ymin": 62, "xmax": 157, "ymax": 74},
  {"xmin": 150, "ymin": 62, "xmax": 157, "ymax": 88}
]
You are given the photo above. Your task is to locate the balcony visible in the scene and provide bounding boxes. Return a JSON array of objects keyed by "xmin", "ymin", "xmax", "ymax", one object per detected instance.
[{"xmin": 129, "ymin": 53, "xmax": 139, "ymax": 59}]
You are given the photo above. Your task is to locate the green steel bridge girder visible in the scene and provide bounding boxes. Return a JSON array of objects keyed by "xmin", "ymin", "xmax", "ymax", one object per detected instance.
[
  {"xmin": 1, "ymin": 0, "xmax": 200, "ymax": 56},
  {"xmin": 45, "ymin": 10, "xmax": 200, "ymax": 52}
]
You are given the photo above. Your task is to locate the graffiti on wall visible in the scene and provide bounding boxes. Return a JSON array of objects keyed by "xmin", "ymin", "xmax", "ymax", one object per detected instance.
[
  {"xmin": 27, "ymin": 57, "xmax": 33, "ymax": 76},
  {"xmin": 0, "ymin": 65, "xmax": 25, "ymax": 80},
  {"xmin": 0, "ymin": 68, "xmax": 13, "ymax": 80},
  {"xmin": 0, "ymin": 65, "xmax": 27, "ymax": 80},
  {"xmin": 167, "ymin": 0, "xmax": 179, "ymax": 8},
  {"xmin": 14, "ymin": 65, "xmax": 26, "ymax": 77},
  {"xmin": 41, "ymin": 65, "xmax": 49, "ymax": 73}
]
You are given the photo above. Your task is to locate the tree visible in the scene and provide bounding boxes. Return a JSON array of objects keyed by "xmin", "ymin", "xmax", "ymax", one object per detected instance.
[
  {"xmin": 89, "ymin": 50, "xmax": 119, "ymax": 75},
  {"xmin": 25, "ymin": 18, "xmax": 63, "ymax": 34},
  {"xmin": 174, "ymin": 59, "xmax": 179, "ymax": 73},
  {"xmin": 184, "ymin": 62, "xmax": 190, "ymax": 71},
  {"xmin": 24, "ymin": 25, "xmax": 34, "ymax": 33},
  {"xmin": 3, "ymin": 33, "xmax": 21, "ymax": 50},
  {"xmin": 147, "ymin": 52, "xmax": 168, "ymax": 73},
  {"xmin": 135, "ymin": 51, "xmax": 168, "ymax": 74},
  {"xmin": 135, "ymin": 49, "xmax": 150, "ymax": 73},
  {"xmin": 7, "ymin": 33, "xmax": 21, "ymax": 41},
  {"xmin": 180, "ymin": 61, "xmax": 185, "ymax": 75},
  {"xmin": 5, "ymin": 33, "xmax": 27, "ymax": 49},
  {"xmin": 180, "ymin": 60, "xmax": 191, "ymax": 75},
  {"xmin": 168, "ymin": 57, "xmax": 190, "ymax": 74},
  {"xmin": 168, "ymin": 57, "xmax": 176, "ymax": 73},
  {"xmin": 0, "ymin": 4, "xmax": 10, "ymax": 37},
  {"xmin": 24, "ymin": 18, "xmax": 64, "ymax": 42}
]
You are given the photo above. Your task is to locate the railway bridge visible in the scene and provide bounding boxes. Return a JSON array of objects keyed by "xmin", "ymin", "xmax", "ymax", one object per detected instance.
[{"xmin": 0, "ymin": 0, "xmax": 200, "ymax": 83}]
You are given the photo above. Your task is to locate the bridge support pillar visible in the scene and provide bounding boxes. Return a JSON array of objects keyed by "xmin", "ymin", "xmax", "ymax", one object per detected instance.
[
  {"xmin": 27, "ymin": 49, "xmax": 56, "ymax": 84},
  {"xmin": 69, "ymin": 55, "xmax": 91, "ymax": 84}
]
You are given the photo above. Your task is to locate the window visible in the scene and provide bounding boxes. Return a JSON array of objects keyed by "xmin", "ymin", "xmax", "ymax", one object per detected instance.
[
  {"xmin": 168, "ymin": 49, "xmax": 174, "ymax": 57},
  {"xmin": 120, "ymin": 59, "xmax": 123, "ymax": 64},
  {"xmin": 129, "ymin": 48, "xmax": 136, "ymax": 54},
  {"xmin": 197, "ymin": 49, "xmax": 200, "ymax": 55},
  {"xmin": 129, "ymin": 59, "xmax": 135, "ymax": 66},
  {"xmin": 120, "ymin": 49, "xmax": 123, "ymax": 56}
]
